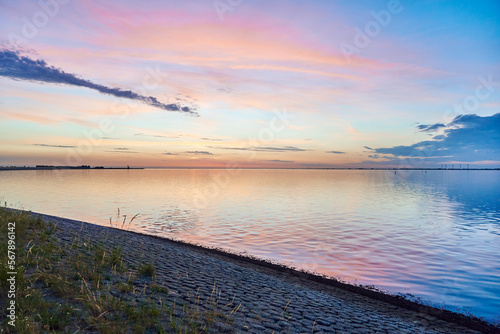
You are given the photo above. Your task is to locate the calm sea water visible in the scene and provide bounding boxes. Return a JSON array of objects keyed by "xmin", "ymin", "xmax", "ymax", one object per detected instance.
[{"xmin": 1, "ymin": 169, "xmax": 499, "ymax": 321}]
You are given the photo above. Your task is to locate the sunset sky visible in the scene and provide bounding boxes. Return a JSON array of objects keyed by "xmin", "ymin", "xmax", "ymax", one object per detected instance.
[{"xmin": 1, "ymin": 0, "xmax": 499, "ymax": 168}]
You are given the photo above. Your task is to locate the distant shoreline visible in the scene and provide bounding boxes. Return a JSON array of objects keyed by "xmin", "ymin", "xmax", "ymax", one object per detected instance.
[
  {"xmin": 1, "ymin": 166, "xmax": 498, "ymax": 171},
  {"xmin": 0, "ymin": 166, "xmax": 144, "ymax": 171}
]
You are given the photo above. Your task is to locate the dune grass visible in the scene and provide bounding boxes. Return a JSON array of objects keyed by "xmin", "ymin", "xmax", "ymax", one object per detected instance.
[{"xmin": 0, "ymin": 207, "xmax": 233, "ymax": 333}]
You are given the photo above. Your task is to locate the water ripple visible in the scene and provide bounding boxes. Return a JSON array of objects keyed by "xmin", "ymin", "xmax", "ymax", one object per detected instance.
[{"xmin": 1, "ymin": 169, "xmax": 499, "ymax": 321}]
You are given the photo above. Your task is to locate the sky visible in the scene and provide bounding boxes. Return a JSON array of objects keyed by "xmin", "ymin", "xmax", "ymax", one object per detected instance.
[{"xmin": 0, "ymin": 0, "xmax": 499, "ymax": 168}]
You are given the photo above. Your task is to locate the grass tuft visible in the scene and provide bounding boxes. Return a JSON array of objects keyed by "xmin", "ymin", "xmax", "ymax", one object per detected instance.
[
  {"xmin": 137, "ymin": 262, "xmax": 155, "ymax": 277},
  {"xmin": 0, "ymin": 206, "xmax": 235, "ymax": 333}
]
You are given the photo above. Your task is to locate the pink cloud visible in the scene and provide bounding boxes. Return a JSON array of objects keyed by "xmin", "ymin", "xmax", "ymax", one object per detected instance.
[
  {"xmin": 73, "ymin": 1, "xmax": 383, "ymax": 72},
  {"xmin": 0, "ymin": 111, "xmax": 56, "ymax": 124}
]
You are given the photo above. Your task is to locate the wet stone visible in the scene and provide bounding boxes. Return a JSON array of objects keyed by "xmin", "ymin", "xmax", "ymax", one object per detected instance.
[{"xmin": 42, "ymin": 213, "xmax": 488, "ymax": 334}]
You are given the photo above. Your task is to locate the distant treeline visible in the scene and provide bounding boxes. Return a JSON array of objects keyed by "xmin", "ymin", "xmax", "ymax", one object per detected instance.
[
  {"xmin": 0, "ymin": 166, "xmax": 142, "ymax": 171},
  {"xmin": 35, "ymin": 165, "xmax": 104, "ymax": 169}
]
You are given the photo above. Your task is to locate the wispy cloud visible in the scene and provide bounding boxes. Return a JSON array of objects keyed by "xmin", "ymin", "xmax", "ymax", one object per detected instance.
[
  {"xmin": 327, "ymin": 151, "xmax": 345, "ymax": 154},
  {"xmin": 0, "ymin": 49, "xmax": 199, "ymax": 116},
  {"xmin": 135, "ymin": 133, "xmax": 180, "ymax": 139},
  {"xmin": 267, "ymin": 159, "xmax": 294, "ymax": 163},
  {"xmin": 163, "ymin": 152, "xmax": 179, "ymax": 155},
  {"xmin": 217, "ymin": 88, "xmax": 233, "ymax": 94},
  {"xmin": 104, "ymin": 147, "xmax": 142, "ymax": 153},
  {"xmin": 417, "ymin": 123, "xmax": 446, "ymax": 132},
  {"xmin": 208, "ymin": 146, "xmax": 308, "ymax": 152},
  {"xmin": 185, "ymin": 151, "xmax": 213, "ymax": 155},
  {"xmin": 33, "ymin": 143, "xmax": 76, "ymax": 148},
  {"xmin": 134, "ymin": 133, "xmax": 223, "ymax": 141},
  {"xmin": 105, "ymin": 150, "xmax": 140, "ymax": 154},
  {"xmin": 368, "ymin": 154, "xmax": 397, "ymax": 160},
  {"xmin": 200, "ymin": 137, "xmax": 224, "ymax": 141}
]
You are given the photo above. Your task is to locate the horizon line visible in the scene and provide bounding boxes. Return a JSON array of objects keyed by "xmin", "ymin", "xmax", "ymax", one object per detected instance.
[{"xmin": 1, "ymin": 165, "xmax": 500, "ymax": 171}]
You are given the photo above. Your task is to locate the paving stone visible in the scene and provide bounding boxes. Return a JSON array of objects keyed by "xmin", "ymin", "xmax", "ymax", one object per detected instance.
[{"xmin": 39, "ymin": 213, "xmax": 490, "ymax": 334}]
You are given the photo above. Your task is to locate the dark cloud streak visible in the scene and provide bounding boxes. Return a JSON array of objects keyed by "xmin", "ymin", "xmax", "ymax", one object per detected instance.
[
  {"xmin": 417, "ymin": 123, "xmax": 446, "ymax": 132},
  {"xmin": 267, "ymin": 159, "xmax": 294, "ymax": 163},
  {"xmin": 185, "ymin": 151, "xmax": 213, "ymax": 155},
  {"xmin": 208, "ymin": 146, "xmax": 308, "ymax": 152},
  {"xmin": 105, "ymin": 150, "xmax": 140, "ymax": 154},
  {"xmin": 0, "ymin": 49, "xmax": 199, "ymax": 116}
]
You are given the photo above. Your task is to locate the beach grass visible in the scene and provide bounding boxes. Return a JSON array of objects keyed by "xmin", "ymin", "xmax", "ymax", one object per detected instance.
[{"xmin": 0, "ymin": 207, "xmax": 234, "ymax": 333}]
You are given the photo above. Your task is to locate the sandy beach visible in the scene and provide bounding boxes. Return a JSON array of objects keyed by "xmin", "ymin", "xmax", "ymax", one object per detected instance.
[{"xmin": 22, "ymin": 211, "xmax": 497, "ymax": 334}]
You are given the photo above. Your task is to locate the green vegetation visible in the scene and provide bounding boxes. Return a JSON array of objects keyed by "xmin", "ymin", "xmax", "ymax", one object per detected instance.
[
  {"xmin": 0, "ymin": 207, "xmax": 233, "ymax": 333},
  {"xmin": 138, "ymin": 262, "xmax": 155, "ymax": 277}
]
